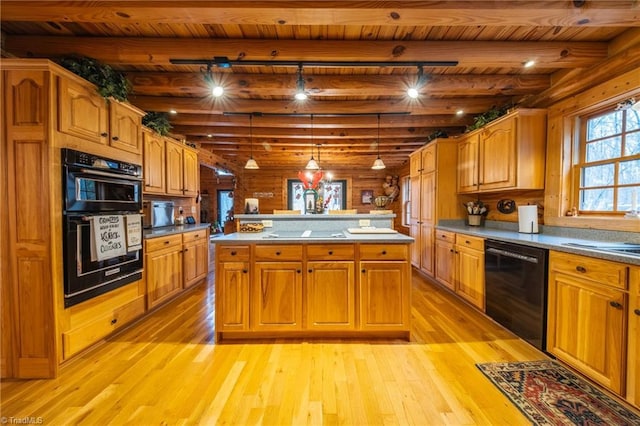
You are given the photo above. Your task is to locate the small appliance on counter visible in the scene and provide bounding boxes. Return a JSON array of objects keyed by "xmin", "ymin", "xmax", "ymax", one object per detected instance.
[
  {"xmin": 518, "ymin": 205, "xmax": 539, "ymax": 234},
  {"xmin": 143, "ymin": 201, "xmax": 175, "ymax": 228}
]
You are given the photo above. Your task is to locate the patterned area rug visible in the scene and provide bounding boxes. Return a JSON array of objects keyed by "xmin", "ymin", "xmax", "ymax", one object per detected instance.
[{"xmin": 476, "ymin": 360, "xmax": 640, "ymax": 426}]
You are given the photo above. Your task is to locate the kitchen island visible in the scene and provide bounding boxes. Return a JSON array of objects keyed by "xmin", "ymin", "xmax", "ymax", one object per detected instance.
[{"xmin": 214, "ymin": 214, "xmax": 414, "ymax": 341}]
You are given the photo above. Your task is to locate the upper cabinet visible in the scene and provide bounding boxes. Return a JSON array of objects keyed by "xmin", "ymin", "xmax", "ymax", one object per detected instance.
[
  {"xmin": 144, "ymin": 131, "xmax": 199, "ymax": 197},
  {"xmin": 457, "ymin": 109, "xmax": 547, "ymax": 194},
  {"xmin": 58, "ymin": 77, "xmax": 143, "ymax": 155}
]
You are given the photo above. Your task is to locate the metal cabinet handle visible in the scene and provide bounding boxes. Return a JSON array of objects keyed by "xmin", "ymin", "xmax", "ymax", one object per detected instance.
[
  {"xmin": 100, "ymin": 132, "xmax": 108, "ymax": 137},
  {"xmin": 634, "ymin": 309, "xmax": 640, "ymax": 316},
  {"xmin": 609, "ymin": 301, "xmax": 623, "ymax": 309},
  {"xmin": 112, "ymin": 136, "xmax": 119, "ymax": 141},
  {"xmin": 576, "ymin": 265, "xmax": 587, "ymax": 273}
]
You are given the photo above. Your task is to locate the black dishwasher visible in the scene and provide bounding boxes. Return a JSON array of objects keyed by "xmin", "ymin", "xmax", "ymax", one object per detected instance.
[{"xmin": 484, "ymin": 239, "xmax": 548, "ymax": 351}]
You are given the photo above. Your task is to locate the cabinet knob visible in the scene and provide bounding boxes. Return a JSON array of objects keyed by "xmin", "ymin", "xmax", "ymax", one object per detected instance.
[
  {"xmin": 328, "ymin": 250, "xmax": 333, "ymax": 255},
  {"xmin": 100, "ymin": 132, "xmax": 108, "ymax": 137},
  {"xmin": 231, "ymin": 251, "xmax": 237, "ymax": 256},
  {"xmin": 184, "ymin": 248, "xmax": 188, "ymax": 252},
  {"xmin": 634, "ymin": 309, "xmax": 640, "ymax": 316},
  {"xmin": 242, "ymin": 269, "xmax": 248, "ymax": 273},
  {"xmin": 576, "ymin": 265, "xmax": 587, "ymax": 273},
  {"xmin": 381, "ymin": 250, "xmax": 387, "ymax": 255},
  {"xmin": 296, "ymin": 269, "xmax": 301, "ymax": 274},
  {"xmin": 361, "ymin": 269, "xmax": 366, "ymax": 273},
  {"xmin": 449, "ymin": 249, "xmax": 454, "ymax": 253},
  {"xmin": 164, "ymin": 240, "xmax": 170, "ymax": 245},
  {"xmin": 465, "ymin": 240, "xmax": 471, "ymax": 244},
  {"xmin": 112, "ymin": 136, "xmax": 119, "ymax": 141},
  {"xmin": 308, "ymin": 269, "xmax": 313, "ymax": 273},
  {"xmin": 275, "ymin": 251, "xmax": 281, "ymax": 256},
  {"xmin": 111, "ymin": 318, "xmax": 118, "ymax": 325},
  {"xmin": 609, "ymin": 301, "xmax": 623, "ymax": 309}
]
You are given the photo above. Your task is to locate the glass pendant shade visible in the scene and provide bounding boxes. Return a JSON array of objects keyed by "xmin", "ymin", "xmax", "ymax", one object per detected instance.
[
  {"xmin": 305, "ymin": 157, "xmax": 319, "ymax": 170},
  {"xmin": 244, "ymin": 114, "xmax": 259, "ymax": 169},
  {"xmin": 244, "ymin": 157, "xmax": 259, "ymax": 169},
  {"xmin": 371, "ymin": 157, "xmax": 386, "ymax": 170}
]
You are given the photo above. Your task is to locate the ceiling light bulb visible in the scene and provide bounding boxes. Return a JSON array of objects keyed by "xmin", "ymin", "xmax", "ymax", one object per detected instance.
[
  {"xmin": 169, "ymin": 109, "xmax": 177, "ymax": 115},
  {"xmin": 407, "ymin": 87, "xmax": 419, "ymax": 99},
  {"xmin": 295, "ymin": 91, "xmax": 308, "ymax": 101},
  {"xmin": 523, "ymin": 60, "xmax": 536, "ymax": 68},
  {"xmin": 456, "ymin": 110, "xmax": 464, "ymax": 115},
  {"xmin": 212, "ymin": 85, "xmax": 224, "ymax": 97}
]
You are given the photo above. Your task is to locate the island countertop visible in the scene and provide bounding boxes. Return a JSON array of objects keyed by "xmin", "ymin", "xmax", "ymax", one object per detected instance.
[{"xmin": 212, "ymin": 229, "xmax": 414, "ymax": 244}]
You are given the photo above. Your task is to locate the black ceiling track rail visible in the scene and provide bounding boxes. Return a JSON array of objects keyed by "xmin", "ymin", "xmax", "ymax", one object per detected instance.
[{"xmin": 170, "ymin": 57, "xmax": 459, "ymax": 68}]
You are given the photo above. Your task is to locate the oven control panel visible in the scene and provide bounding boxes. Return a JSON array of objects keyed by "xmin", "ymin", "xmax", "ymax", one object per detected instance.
[{"xmin": 63, "ymin": 148, "xmax": 141, "ymax": 177}]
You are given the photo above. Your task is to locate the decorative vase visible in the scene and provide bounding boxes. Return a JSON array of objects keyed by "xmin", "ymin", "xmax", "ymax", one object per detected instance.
[{"xmin": 468, "ymin": 214, "xmax": 482, "ymax": 226}]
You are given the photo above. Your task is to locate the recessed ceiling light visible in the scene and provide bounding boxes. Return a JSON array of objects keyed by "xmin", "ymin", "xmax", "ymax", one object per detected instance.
[
  {"xmin": 407, "ymin": 87, "xmax": 419, "ymax": 99},
  {"xmin": 169, "ymin": 109, "xmax": 177, "ymax": 115},
  {"xmin": 207, "ymin": 134, "xmax": 213, "ymax": 138},
  {"xmin": 523, "ymin": 60, "xmax": 536, "ymax": 68},
  {"xmin": 212, "ymin": 85, "xmax": 224, "ymax": 97},
  {"xmin": 456, "ymin": 109, "xmax": 464, "ymax": 116}
]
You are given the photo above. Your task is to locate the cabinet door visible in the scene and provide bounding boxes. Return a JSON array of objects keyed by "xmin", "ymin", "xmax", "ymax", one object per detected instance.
[
  {"xmin": 421, "ymin": 144, "xmax": 436, "ymax": 173},
  {"xmin": 109, "ymin": 101, "xmax": 142, "ymax": 154},
  {"xmin": 216, "ymin": 261, "xmax": 250, "ymax": 331},
  {"xmin": 306, "ymin": 261, "xmax": 355, "ymax": 330},
  {"xmin": 58, "ymin": 77, "xmax": 109, "ymax": 145},
  {"xmin": 409, "ymin": 223, "xmax": 420, "ymax": 268},
  {"xmin": 627, "ymin": 267, "xmax": 640, "ymax": 407},
  {"xmin": 165, "ymin": 139, "xmax": 184, "ymax": 195},
  {"xmin": 419, "ymin": 224, "xmax": 434, "ymax": 276},
  {"xmin": 420, "ymin": 172, "xmax": 435, "ymax": 225},
  {"xmin": 455, "ymin": 245, "xmax": 485, "ymax": 310},
  {"xmin": 434, "ymin": 239, "xmax": 455, "ymax": 291},
  {"xmin": 457, "ymin": 134, "xmax": 479, "ymax": 193},
  {"xmin": 182, "ymin": 147, "xmax": 199, "ymax": 197},
  {"xmin": 143, "ymin": 130, "xmax": 166, "ymax": 194},
  {"xmin": 146, "ymin": 246, "xmax": 183, "ymax": 309},
  {"xmin": 409, "ymin": 174, "xmax": 421, "ymax": 267},
  {"xmin": 252, "ymin": 262, "xmax": 303, "ymax": 330},
  {"xmin": 409, "ymin": 152, "xmax": 421, "ymax": 177},
  {"xmin": 184, "ymin": 239, "xmax": 209, "ymax": 288},
  {"xmin": 478, "ymin": 116, "xmax": 516, "ymax": 191},
  {"xmin": 547, "ymin": 272, "xmax": 626, "ymax": 395},
  {"xmin": 359, "ymin": 261, "xmax": 410, "ymax": 330}
]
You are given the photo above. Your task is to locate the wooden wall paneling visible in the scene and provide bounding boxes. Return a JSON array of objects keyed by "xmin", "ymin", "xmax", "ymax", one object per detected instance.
[
  {"xmin": 460, "ymin": 190, "xmax": 546, "ymax": 224},
  {"xmin": 1, "ymin": 69, "xmax": 13, "ymax": 378}
]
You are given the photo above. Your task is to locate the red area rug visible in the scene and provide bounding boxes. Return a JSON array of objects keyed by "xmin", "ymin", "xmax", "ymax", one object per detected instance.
[{"xmin": 476, "ymin": 360, "xmax": 640, "ymax": 425}]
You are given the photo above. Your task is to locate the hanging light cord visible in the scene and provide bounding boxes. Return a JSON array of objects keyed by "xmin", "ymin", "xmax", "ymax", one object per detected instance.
[
  {"xmin": 377, "ymin": 114, "xmax": 381, "ymax": 158},
  {"xmin": 249, "ymin": 114, "xmax": 253, "ymax": 158}
]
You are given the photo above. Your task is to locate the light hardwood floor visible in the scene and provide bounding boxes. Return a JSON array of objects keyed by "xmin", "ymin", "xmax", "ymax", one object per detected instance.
[{"xmin": 1, "ymin": 271, "xmax": 546, "ymax": 425}]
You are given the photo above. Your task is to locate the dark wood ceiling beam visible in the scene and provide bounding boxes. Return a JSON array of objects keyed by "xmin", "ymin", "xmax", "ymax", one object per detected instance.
[
  {"xmin": 130, "ymin": 72, "xmax": 550, "ymax": 97},
  {"xmin": 169, "ymin": 113, "xmax": 473, "ymax": 128},
  {"xmin": 5, "ymin": 36, "xmax": 607, "ymax": 69},
  {"xmin": 2, "ymin": 1, "xmax": 638, "ymax": 27},
  {"xmin": 130, "ymin": 95, "xmax": 511, "ymax": 115}
]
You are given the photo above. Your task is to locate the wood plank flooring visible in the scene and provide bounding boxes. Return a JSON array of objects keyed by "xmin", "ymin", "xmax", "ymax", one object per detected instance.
[{"xmin": 1, "ymin": 272, "xmax": 546, "ymax": 425}]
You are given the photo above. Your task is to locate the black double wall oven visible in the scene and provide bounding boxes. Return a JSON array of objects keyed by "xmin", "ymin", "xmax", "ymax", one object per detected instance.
[{"xmin": 62, "ymin": 148, "xmax": 143, "ymax": 307}]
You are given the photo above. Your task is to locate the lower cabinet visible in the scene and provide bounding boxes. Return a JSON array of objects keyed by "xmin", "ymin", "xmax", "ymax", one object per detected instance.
[
  {"xmin": 547, "ymin": 250, "xmax": 627, "ymax": 395},
  {"xmin": 183, "ymin": 230, "xmax": 209, "ymax": 288},
  {"xmin": 434, "ymin": 231, "xmax": 485, "ymax": 310},
  {"xmin": 628, "ymin": 266, "xmax": 640, "ymax": 407},
  {"xmin": 215, "ymin": 242, "xmax": 411, "ymax": 339},
  {"xmin": 146, "ymin": 234, "xmax": 184, "ymax": 309}
]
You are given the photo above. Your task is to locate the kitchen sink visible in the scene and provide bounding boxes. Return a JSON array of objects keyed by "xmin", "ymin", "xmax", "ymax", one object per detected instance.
[{"xmin": 562, "ymin": 242, "xmax": 640, "ymax": 257}]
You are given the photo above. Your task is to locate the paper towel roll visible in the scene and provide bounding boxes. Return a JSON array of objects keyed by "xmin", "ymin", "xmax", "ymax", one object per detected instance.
[{"xmin": 518, "ymin": 205, "xmax": 539, "ymax": 234}]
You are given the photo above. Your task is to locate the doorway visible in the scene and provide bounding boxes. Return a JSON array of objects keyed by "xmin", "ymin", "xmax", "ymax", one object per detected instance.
[{"xmin": 217, "ymin": 190, "xmax": 234, "ymax": 225}]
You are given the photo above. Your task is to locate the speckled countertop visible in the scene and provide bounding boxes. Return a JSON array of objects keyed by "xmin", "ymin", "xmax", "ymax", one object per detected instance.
[
  {"xmin": 143, "ymin": 223, "xmax": 210, "ymax": 239},
  {"xmin": 437, "ymin": 220, "xmax": 640, "ymax": 266},
  {"xmin": 211, "ymin": 229, "xmax": 414, "ymax": 244}
]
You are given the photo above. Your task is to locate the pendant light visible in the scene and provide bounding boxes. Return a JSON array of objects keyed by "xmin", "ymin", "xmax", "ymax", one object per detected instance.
[
  {"xmin": 244, "ymin": 114, "xmax": 259, "ymax": 169},
  {"xmin": 371, "ymin": 114, "xmax": 386, "ymax": 170},
  {"xmin": 305, "ymin": 114, "xmax": 319, "ymax": 170}
]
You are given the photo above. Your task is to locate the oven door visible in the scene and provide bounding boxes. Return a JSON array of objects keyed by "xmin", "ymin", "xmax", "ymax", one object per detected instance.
[
  {"xmin": 64, "ymin": 166, "xmax": 142, "ymax": 212},
  {"xmin": 63, "ymin": 213, "xmax": 143, "ymax": 307}
]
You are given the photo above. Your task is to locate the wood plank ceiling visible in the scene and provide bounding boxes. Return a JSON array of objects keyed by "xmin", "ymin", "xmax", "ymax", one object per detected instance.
[{"xmin": 2, "ymin": 1, "xmax": 640, "ymax": 173}]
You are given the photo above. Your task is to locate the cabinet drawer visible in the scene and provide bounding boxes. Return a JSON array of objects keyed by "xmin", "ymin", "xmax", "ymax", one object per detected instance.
[
  {"xmin": 550, "ymin": 250, "xmax": 628, "ymax": 290},
  {"xmin": 183, "ymin": 229, "xmax": 207, "ymax": 243},
  {"xmin": 218, "ymin": 245, "xmax": 250, "ymax": 261},
  {"xmin": 145, "ymin": 234, "xmax": 183, "ymax": 252},
  {"xmin": 359, "ymin": 244, "xmax": 408, "ymax": 261},
  {"xmin": 306, "ymin": 244, "xmax": 355, "ymax": 260},
  {"xmin": 255, "ymin": 244, "xmax": 303, "ymax": 261},
  {"xmin": 455, "ymin": 234, "xmax": 484, "ymax": 252},
  {"xmin": 435, "ymin": 230, "xmax": 455, "ymax": 243}
]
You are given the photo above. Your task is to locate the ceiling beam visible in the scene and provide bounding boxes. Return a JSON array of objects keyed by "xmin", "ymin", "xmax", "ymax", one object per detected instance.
[
  {"xmin": 130, "ymin": 95, "xmax": 512, "ymax": 115},
  {"xmin": 5, "ymin": 36, "xmax": 607, "ymax": 69},
  {"xmin": 130, "ymin": 72, "xmax": 550, "ymax": 97},
  {"xmin": 2, "ymin": 1, "xmax": 638, "ymax": 27}
]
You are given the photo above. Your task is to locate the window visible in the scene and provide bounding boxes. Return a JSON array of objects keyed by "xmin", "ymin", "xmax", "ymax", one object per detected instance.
[
  {"xmin": 402, "ymin": 175, "xmax": 411, "ymax": 226},
  {"xmin": 576, "ymin": 105, "xmax": 640, "ymax": 213},
  {"xmin": 287, "ymin": 179, "xmax": 347, "ymax": 212}
]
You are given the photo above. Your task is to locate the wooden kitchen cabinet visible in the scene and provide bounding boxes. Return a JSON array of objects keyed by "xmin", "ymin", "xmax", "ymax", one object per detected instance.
[
  {"xmin": 58, "ymin": 76, "xmax": 143, "ymax": 155},
  {"xmin": 547, "ymin": 250, "xmax": 627, "ymax": 395},
  {"xmin": 408, "ymin": 139, "xmax": 459, "ymax": 276},
  {"xmin": 457, "ymin": 109, "xmax": 546, "ymax": 194},
  {"xmin": 215, "ymin": 246, "xmax": 250, "ymax": 334},
  {"xmin": 183, "ymin": 230, "xmax": 209, "ymax": 288},
  {"xmin": 145, "ymin": 234, "xmax": 184, "ymax": 310},
  {"xmin": 434, "ymin": 231, "xmax": 456, "ymax": 291},
  {"xmin": 306, "ymin": 244, "xmax": 356, "ymax": 330},
  {"xmin": 359, "ymin": 244, "xmax": 411, "ymax": 331},
  {"xmin": 165, "ymin": 138, "xmax": 199, "ymax": 197},
  {"xmin": 455, "ymin": 234, "xmax": 485, "ymax": 311},
  {"xmin": 142, "ymin": 128, "xmax": 166, "ymax": 194},
  {"xmin": 627, "ymin": 266, "xmax": 640, "ymax": 407}
]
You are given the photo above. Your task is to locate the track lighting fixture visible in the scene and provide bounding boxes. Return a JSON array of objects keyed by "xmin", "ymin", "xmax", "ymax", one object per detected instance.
[
  {"xmin": 305, "ymin": 115, "xmax": 319, "ymax": 170},
  {"xmin": 371, "ymin": 114, "xmax": 386, "ymax": 170},
  {"xmin": 407, "ymin": 65, "xmax": 426, "ymax": 99},
  {"xmin": 202, "ymin": 64, "xmax": 224, "ymax": 97},
  {"xmin": 244, "ymin": 114, "xmax": 259, "ymax": 169},
  {"xmin": 295, "ymin": 64, "xmax": 308, "ymax": 101}
]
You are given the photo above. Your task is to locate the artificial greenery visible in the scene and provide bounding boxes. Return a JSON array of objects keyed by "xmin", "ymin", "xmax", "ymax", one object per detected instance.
[
  {"xmin": 465, "ymin": 104, "xmax": 512, "ymax": 132},
  {"xmin": 426, "ymin": 130, "xmax": 447, "ymax": 142},
  {"xmin": 142, "ymin": 111, "xmax": 173, "ymax": 136},
  {"xmin": 58, "ymin": 55, "xmax": 132, "ymax": 101}
]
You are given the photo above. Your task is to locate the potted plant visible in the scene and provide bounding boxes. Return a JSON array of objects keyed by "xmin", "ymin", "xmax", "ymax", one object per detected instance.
[
  {"xmin": 58, "ymin": 55, "xmax": 132, "ymax": 101},
  {"xmin": 464, "ymin": 200, "xmax": 488, "ymax": 226},
  {"xmin": 142, "ymin": 111, "xmax": 173, "ymax": 136}
]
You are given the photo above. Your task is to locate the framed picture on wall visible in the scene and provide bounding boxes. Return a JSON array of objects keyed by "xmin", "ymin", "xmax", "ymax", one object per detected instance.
[{"xmin": 361, "ymin": 190, "xmax": 373, "ymax": 204}]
